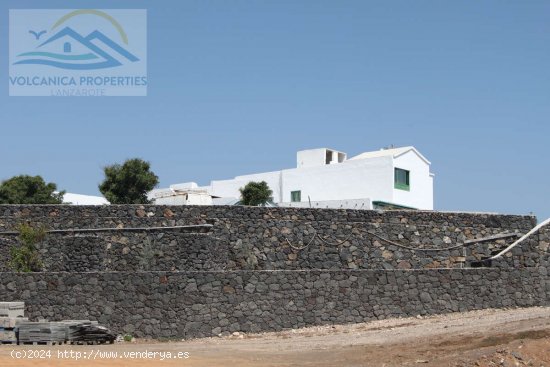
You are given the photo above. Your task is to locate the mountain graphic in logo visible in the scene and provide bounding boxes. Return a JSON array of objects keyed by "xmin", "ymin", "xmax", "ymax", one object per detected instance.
[{"xmin": 14, "ymin": 26, "xmax": 139, "ymax": 70}]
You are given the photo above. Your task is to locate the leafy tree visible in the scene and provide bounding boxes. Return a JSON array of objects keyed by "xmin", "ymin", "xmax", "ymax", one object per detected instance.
[
  {"xmin": 99, "ymin": 158, "xmax": 159, "ymax": 204},
  {"xmin": 0, "ymin": 175, "xmax": 64, "ymax": 204},
  {"xmin": 9, "ymin": 223, "xmax": 46, "ymax": 272},
  {"xmin": 239, "ymin": 181, "xmax": 273, "ymax": 206}
]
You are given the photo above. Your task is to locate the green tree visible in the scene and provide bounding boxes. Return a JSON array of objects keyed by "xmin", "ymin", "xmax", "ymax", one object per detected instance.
[
  {"xmin": 239, "ymin": 181, "xmax": 273, "ymax": 206},
  {"xmin": 9, "ymin": 223, "xmax": 46, "ymax": 272},
  {"xmin": 99, "ymin": 158, "xmax": 159, "ymax": 204},
  {"xmin": 0, "ymin": 175, "xmax": 64, "ymax": 204}
]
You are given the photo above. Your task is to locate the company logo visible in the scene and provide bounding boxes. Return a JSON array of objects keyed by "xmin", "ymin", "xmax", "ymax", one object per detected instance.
[
  {"xmin": 15, "ymin": 10, "xmax": 139, "ymax": 70},
  {"xmin": 9, "ymin": 9, "xmax": 147, "ymax": 96}
]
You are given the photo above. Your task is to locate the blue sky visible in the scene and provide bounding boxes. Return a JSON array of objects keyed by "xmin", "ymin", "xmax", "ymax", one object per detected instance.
[{"xmin": 1, "ymin": 1, "xmax": 549, "ymax": 219}]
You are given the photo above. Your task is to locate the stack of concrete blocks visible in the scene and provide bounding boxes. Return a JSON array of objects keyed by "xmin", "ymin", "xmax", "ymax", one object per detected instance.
[
  {"xmin": 61, "ymin": 320, "xmax": 116, "ymax": 344},
  {"xmin": 0, "ymin": 303, "xmax": 112, "ymax": 345},
  {"xmin": 17, "ymin": 321, "xmax": 67, "ymax": 345},
  {"xmin": 0, "ymin": 302, "xmax": 24, "ymax": 318},
  {"xmin": 0, "ymin": 302, "xmax": 27, "ymax": 343},
  {"xmin": 61, "ymin": 320, "xmax": 98, "ymax": 343}
]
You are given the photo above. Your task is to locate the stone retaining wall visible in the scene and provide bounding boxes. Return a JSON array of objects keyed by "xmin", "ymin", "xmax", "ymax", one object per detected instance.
[
  {"xmin": 0, "ymin": 269, "xmax": 547, "ymax": 339},
  {"xmin": 0, "ymin": 205, "xmax": 547, "ymax": 339},
  {"xmin": 0, "ymin": 206, "xmax": 538, "ymax": 271}
]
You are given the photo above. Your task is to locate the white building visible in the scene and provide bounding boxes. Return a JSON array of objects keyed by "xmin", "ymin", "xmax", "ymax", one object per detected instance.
[
  {"xmin": 160, "ymin": 146, "xmax": 434, "ymax": 210},
  {"xmin": 148, "ymin": 182, "xmax": 214, "ymax": 205},
  {"xmin": 62, "ymin": 192, "xmax": 109, "ymax": 205}
]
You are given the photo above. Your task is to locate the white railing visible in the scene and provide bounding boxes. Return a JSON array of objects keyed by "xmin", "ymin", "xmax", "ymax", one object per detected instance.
[{"xmin": 489, "ymin": 217, "xmax": 550, "ymax": 260}]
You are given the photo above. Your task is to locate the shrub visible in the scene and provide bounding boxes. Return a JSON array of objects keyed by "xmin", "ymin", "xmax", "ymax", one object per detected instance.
[
  {"xmin": 99, "ymin": 158, "xmax": 159, "ymax": 204},
  {"xmin": 239, "ymin": 181, "xmax": 273, "ymax": 206},
  {"xmin": 9, "ymin": 223, "xmax": 46, "ymax": 272},
  {"xmin": 0, "ymin": 175, "xmax": 64, "ymax": 204}
]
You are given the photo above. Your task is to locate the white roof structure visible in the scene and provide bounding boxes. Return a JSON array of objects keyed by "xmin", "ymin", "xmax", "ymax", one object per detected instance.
[
  {"xmin": 63, "ymin": 193, "xmax": 109, "ymax": 205},
  {"xmin": 349, "ymin": 146, "xmax": 431, "ymax": 165}
]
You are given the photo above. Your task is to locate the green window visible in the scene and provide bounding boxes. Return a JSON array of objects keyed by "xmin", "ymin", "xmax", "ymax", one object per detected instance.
[
  {"xmin": 291, "ymin": 190, "xmax": 301, "ymax": 202},
  {"xmin": 394, "ymin": 168, "xmax": 410, "ymax": 191}
]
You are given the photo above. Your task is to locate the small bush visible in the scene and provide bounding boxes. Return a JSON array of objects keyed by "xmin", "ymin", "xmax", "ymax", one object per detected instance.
[{"xmin": 9, "ymin": 223, "xmax": 46, "ymax": 272}]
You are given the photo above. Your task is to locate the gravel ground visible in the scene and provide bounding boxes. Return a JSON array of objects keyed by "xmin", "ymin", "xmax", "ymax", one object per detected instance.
[{"xmin": 1, "ymin": 307, "xmax": 550, "ymax": 366}]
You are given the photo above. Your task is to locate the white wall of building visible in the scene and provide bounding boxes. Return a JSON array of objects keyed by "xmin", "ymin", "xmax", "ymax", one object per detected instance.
[
  {"xmin": 297, "ymin": 148, "xmax": 346, "ymax": 168},
  {"xmin": 392, "ymin": 150, "xmax": 434, "ymax": 210},
  {"xmin": 63, "ymin": 193, "xmax": 109, "ymax": 205},
  {"xmin": 153, "ymin": 192, "xmax": 213, "ymax": 205},
  {"xmin": 148, "ymin": 182, "xmax": 214, "ymax": 205},
  {"xmin": 281, "ymin": 198, "xmax": 372, "ymax": 210},
  {"xmin": 166, "ymin": 146, "xmax": 434, "ymax": 210},
  {"xmin": 205, "ymin": 170, "xmax": 283, "ymax": 202},
  {"xmin": 281, "ymin": 156, "xmax": 394, "ymax": 203}
]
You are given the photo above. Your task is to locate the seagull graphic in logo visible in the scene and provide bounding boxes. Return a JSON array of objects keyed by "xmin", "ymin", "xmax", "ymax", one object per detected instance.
[{"xmin": 29, "ymin": 30, "xmax": 47, "ymax": 40}]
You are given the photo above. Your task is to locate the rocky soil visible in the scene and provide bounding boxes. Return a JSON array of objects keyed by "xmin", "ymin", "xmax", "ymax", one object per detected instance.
[{"xmin": 1, "ymin": 307, "xmax": 550, "ymax": 366}]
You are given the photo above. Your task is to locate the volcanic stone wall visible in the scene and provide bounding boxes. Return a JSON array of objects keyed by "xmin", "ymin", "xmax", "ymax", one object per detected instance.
[
  {"xmin": 0, "ymin": 205, "xmax": 537, "ymax": 272},
  {"xmin": 0, "ymin": 268, "xmax": 547, "ymax": 339},
  {"xmin": 0, "ymin": 205, "xmax": 547, "ymax": 339}
]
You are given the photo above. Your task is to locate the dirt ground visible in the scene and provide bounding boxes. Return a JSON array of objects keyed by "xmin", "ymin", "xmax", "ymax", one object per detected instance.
[{"xmin": 2, "ymin": 307, "xmax": 550, "ymax": 367}]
